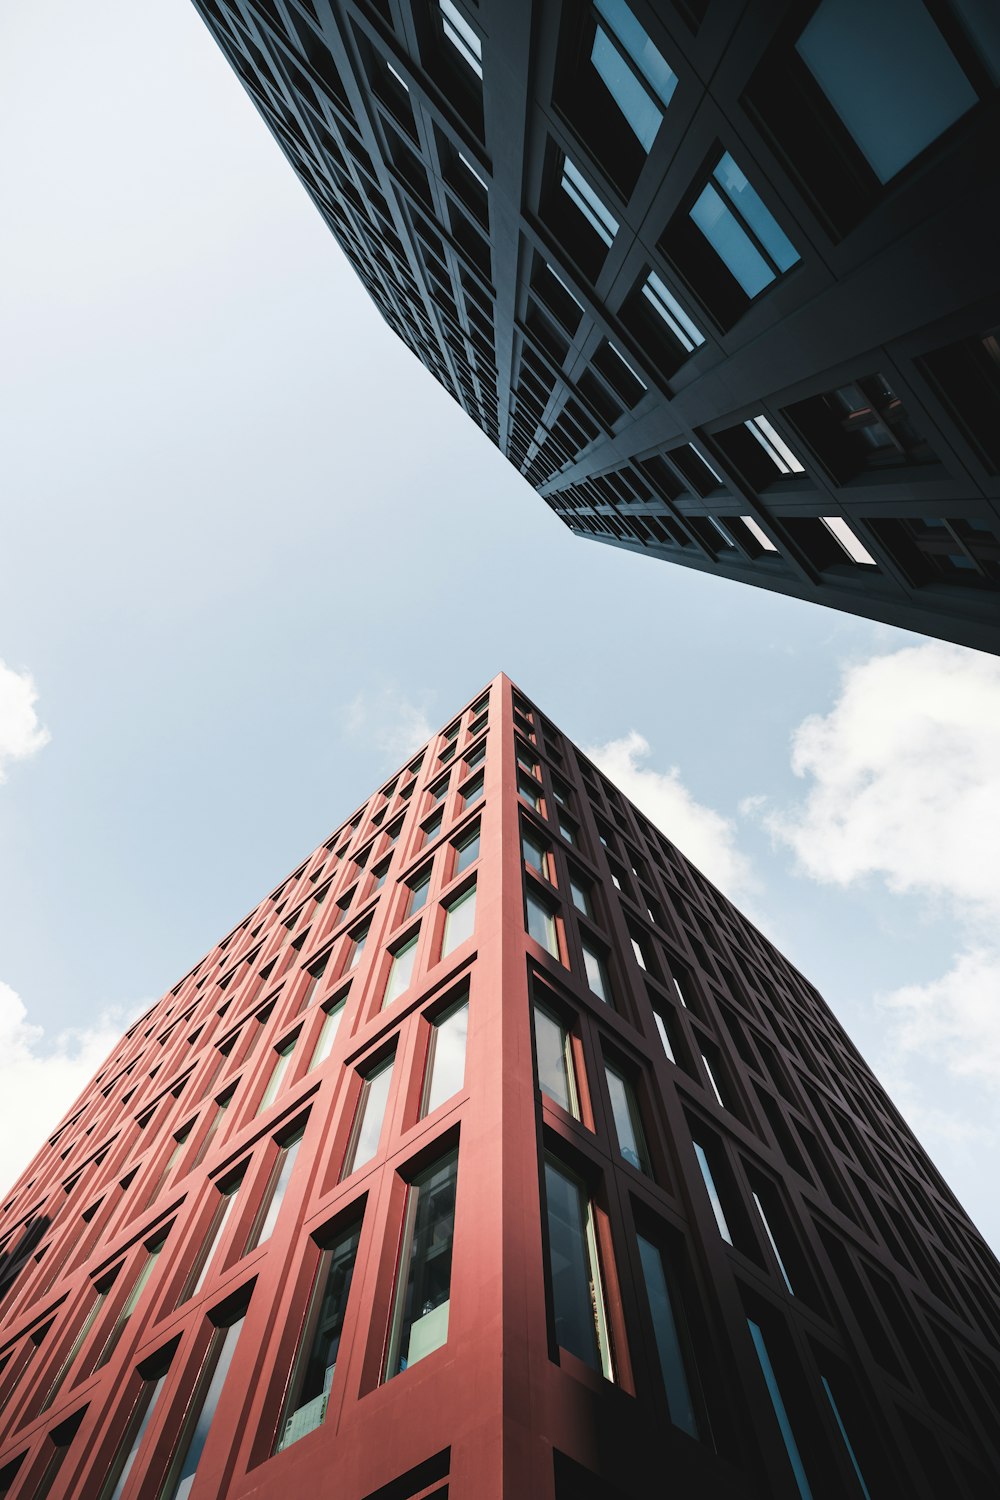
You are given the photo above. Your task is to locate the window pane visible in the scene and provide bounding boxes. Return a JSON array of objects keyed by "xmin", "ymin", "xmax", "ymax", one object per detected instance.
[
  {"xmin": 569, "ymin": 879, "xmax": 591, "ymax": 916},
  {"xmin": 522, "ymin": 831, "xmax": 547, "ymax": 877},
  {"xmin": 747, "ymin": 1320, "xmax": 814, "ymax": 1500},
  {"xmin": 591, "ymin": 27, "xmax": 663, "ymax": 150},
  {"xmin": 442, "ymin": 885, "xmax": 476, "ymax": 955},
  {"xmin": 690, "ymin": 183, "xmax": 773, "ymax": 298},
  {"xmin": 636, "ymin": 1235, "xmax": 699, "ymax": 1439},
  {"xmin": 342, "ymin": 1057, "xmax": 394, "ymax": 1178},
  {"xmin": 796, "ymin": 0, "xmax": 976, "ymax": 184},
  {"xmin": 653, "ymin": 1011, "xmax": 675, "ymax": 1062},
  {"xmin": 421, "ymin": 1000, "xmax": 469, "ymax": 1117},
  {"xmin": 158, "ymin": 1315, "xmax": 245, "ymax": 1500},
  {"xmin": 543, "ymin": 1159, "xmax": 613, "ymax": 1378},
  {"xmin": 97, "ymin": 1361, "xmax": 171, "ymax": 1500},
  {"xmin": 385, "ymin": 1150, "xmax": 459, "ymax": 1378},
  {"xmin": 582, "ymin": 944, "xmax": 611, "ymax": 1004},
  {"xmin": 406, "ymin": 869, "xmax": 431, "ymax": 915},
  {"xmin": 642, "ymin": 270, "xmax": 705, "ymax": 351},
  {"xmin": 275, "ymin": 1220, "xmax": 362, "ymax": 1451},
  {"xmin": 594, "ymin": 0, "xmax": 678, "ymax": 107},
  {"xmin": 346, "ymin": 922, "xmax": 369, "ymax": 969},
  {"xmin": 180, "ymin": 1174, "xmax": 244, "ymax": 1304},
  {"xmin": 714, "ymin": 154, "xmax": 799, "ymax": 273},
  {"xmin": 693, "ymin": 1142, "xmax": 732, "ymax": 1244},
  {"xmin": 526, "ymin": 891, "xmax": 559, "ymax": 957},
  {"xmin": 383, "ymin": 933, "xmax": 419, "ymax": 1008},
  {"xmin": 821, "ymin": 1375, "xmax": 873, "ymax": 1500},
  {"xmin": 248, "ymin": 1131, "xmax": 304, "ymax": 1250},
  {"xmin": 94, "ymin": 1239, "xmax": 165, "ymax": 1370},
  {"xmin": 752, "ymin": 1191, "xmax": 794, "ymax": 1295},
  {"xmin": 462, "ymin": 773, "xmax": 484, "ymax": 807},
  {"xmin": 533, "ymin": 1005, "xmax": 579, "ymax": 1117},
  {"xmin": 440, "ymin": 0, "xmax": 482, "ymax": 76},
  {"xmin": 561, "ymin": 158, "xmax": 619, "ymax": 245},
  {"xmin": 257, "ymin": 1038, "xmax": 296, "ymax": 1114},
  {"xmin": 454, "ymin": 828, "xmax": 480, "ymax": 874},
  {"xmin": 309, "ymin": 1000, "xmax": 345, "ymax": 1070},
  {"xmin": 605, "ymin": 1066, "xmax": 649, "ymax": 1172}
]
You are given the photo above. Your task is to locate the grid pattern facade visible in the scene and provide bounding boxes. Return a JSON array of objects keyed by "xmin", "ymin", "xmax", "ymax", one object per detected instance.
[
  {"xmin": 189, "ymin": 0, "xmax": 1000, "ymax": 652},
  {"xmin": 1, "ymin": 674, "xmax": 999, "ymax": 1499}
]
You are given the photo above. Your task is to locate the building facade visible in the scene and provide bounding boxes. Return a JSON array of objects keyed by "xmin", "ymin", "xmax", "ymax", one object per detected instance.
[
  {"xmin": 1, "ymin": 675, "xmax": 999, "ymax": 1498},
  {"xmin": 189, "ymin": 0, "xmax": 1000, "ymax": 651}
]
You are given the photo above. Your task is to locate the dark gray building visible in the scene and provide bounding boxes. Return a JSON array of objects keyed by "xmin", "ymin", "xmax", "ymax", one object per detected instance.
[{"xmin": 192, "ymin": 0, "xmax": 1000, "ymax": 649}]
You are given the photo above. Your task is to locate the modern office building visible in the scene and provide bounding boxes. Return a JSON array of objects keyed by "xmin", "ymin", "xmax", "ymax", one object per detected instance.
[
  {"xmin": 1, "ymin": 675, "xmax": 999, "ymax": 1498},
  {"xmin": 189, "ymin": 0, "xmax": 1000, "ymax": 651}
]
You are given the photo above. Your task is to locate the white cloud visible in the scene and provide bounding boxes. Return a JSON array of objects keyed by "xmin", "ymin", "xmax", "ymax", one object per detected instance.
[
  {"xmin": 584, "ymin": 730, "xmax": 756, "ymax": 904},
  {"xmin": 0, "ymin": 659, "xmax": 50, "ymax": 782},
  {"xmin": 345, "ymin": 687, "xmax": 434, "ymax": 768},
  {"xmin": 761, "ymin": 641, "xmax": 1000, "ymax": 921},
  {"xmin": 878, "ymin": 947, "xmax": 1000, "ymax": 1084},
  {"xmin": 0, "ymin": 981, "xmax": 143, "ymax": 1198}
]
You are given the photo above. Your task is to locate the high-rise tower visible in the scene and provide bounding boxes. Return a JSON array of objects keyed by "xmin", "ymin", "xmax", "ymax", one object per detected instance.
[
  {"xmin": 0, "ymin": 675, "xmax": 998, "ymax": 1498},
  {"xmin": 190, "ymin": 0, "xmax": 1000, "ymax": 652}
]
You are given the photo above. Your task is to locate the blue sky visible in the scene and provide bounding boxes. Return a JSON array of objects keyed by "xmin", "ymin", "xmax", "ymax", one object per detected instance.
[{"xmin": 2, "ymin": 0, "xmax": 999, "ymax": 1251}]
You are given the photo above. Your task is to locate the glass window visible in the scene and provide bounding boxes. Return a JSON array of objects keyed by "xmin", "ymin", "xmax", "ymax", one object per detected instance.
[
  {"xmin": 518, "ymin": 772, "xmax": 542, "ymax": 811},
  {"xmin": 693, "ymin": 1142, "xmax": 732, "ymax": 1244},
  {"xmin": 560, "ymin": 157, "xmax": 619, "ymax": 246},
  {"xmin": 40, "ymin": 1286, "xmax": 109, "ymax": 1410},
  {"xmin": 96, "ymin": 1351, "xmax": 172, "ymax": 1500},
  {"xmin": 346, "ymin": 921, "xmax": 370, "ymax": 970},
  {"xmin": 522, "ymin": 830, "xmax": 550, "ymax": 879},
  {"xmin": 246, "ymin": 1128, "xmax": 305, "ymax": 1251},
  {"xmin": 690, "ymin": 154, "xmax": 799, "ymax": 299},
  {"xmin": 532, "ymin": 1005, "xmax": 579, "ymax": 1117},
  {"xmin": 257, "ymin": 1037, "xmax": 297, "ymax": 1114},
  {"xmin": 94, "ymin": 1236, "xmax": 166, "ymax": 1371},
  {"xmin": 428, "ymin": 777, "xmax": 449, "ymax": 806},
  {"xmin": 383, "ymin": 932, "xmax": 419, "ymax": 1008},
  {"xmin": 406, "ymin": 867, "xmax": 432, "ymax": 915},
  {"xmin": 439, "ymin": 0, "xmax": 482, "ymax": 78},
  {"xmin": 745, "ymin": 414, "xmax": 804, "ymax": 474},
  {"xmin": 465, "ymin": 740, "xmax": 486, "ymax": 769},
  {"xmin": 461, "ymin": 772, "xmax": 484, "ymax": 808},
  {"xmin": 308, "ymin": 998, "xmax": 346, "ymax": 1070},
  {"xmin": 422, "ymin": 811, "xmax": 443, "ymax": 845},
  {"xmin": 179, "ymin": 1171, "xmax": 244, "ymax": 1305},
  {"xmin": 642, "ymin": 270, "xmax": 705, "ymax": 352},
  {"xmin": 442, "ymin": 884, "xmax": 477, "ymax": 956},
  {"xmin": 454, "ymin": 825, "xmax": 480, "ymax": 875},
  {"xmin": 384, "ymin": 1149, "xmax": 459, "ymax": 1378},
  {"xmin": 569, "ymin": 876, "xmax": 592, "ymax": 916},
  {"xmin": 820, "ymin": 516, "xmax": 876, "ymax": 565},
  {"xmin": 421, "ymin": 999, "xmax": 469, "ymax": 1117},
  {"xmin": 558, "ymin": 813, "xmax": 577, "ymax": 845},
  {"xmin": 157, "ymin": 1312, "xmax": 246, "ymax": 1500},
  {"xmin": 796, "ymin": 0, "xmax": 976, "ymax": 185},
  {"xmin": 741, "ymin": 515, "xmax": 778, "ymax": 551},
  {"xmin": 653, "ymin": 1009, "xmax": 676, "ymax": 1063},
  {"xmin": 526, "ymin": 889, "xmax": 559, "ymax": 958},
  {"xmin": 300, "ymin": 957, "xmax": 328, "ymax": 1009},
  {"xmin": 700, "ymin": 1051, "xmax": 727, "ymax": 1111},
  {"xmin": 636, "ymin": 1235, "xmax": 700, "ymax": 1439},
  {"xmin": 605, "ymin": 1065, "xmax": 650, "ymax": 1172},
  {"xmin": 341, "ymin": 1057, "xmax": 394, "ymax": 1179},
  {"xmin": 543, "ymin": 1157, "xmax": 613, "ymax": 1378},
  {"xmin": 275, "ymin": 1219, "xmax": 362, "ymax": 1451},
  {"xmin": 591, "ymin": 20, "xmax": 671, "ymax": 151},
  {"xmin": 821, "ymin": 1374, "xmax": 873, "ymax": 1500},
  {"xmin": 746, "ymin": 1320, "xmax": 814, "ymax": 1500},
  {"xmin": 752, "ymin": 1191, "xmax": 794, "ymax": 1296},
  {"xmin": 582, "ymin": 943, "xmax": 612, "ymax": 1004}
]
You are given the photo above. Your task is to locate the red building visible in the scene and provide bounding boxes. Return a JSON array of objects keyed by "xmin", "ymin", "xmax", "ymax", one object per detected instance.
[{"xmin": 1, "ymin": 674, "xmax": 998, "ymax": 1499}]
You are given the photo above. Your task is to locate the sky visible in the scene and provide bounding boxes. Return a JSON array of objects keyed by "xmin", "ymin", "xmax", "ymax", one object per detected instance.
[{"xmin": 1, "ymin": 0, "xmax": 999, "ymax": 1252}]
